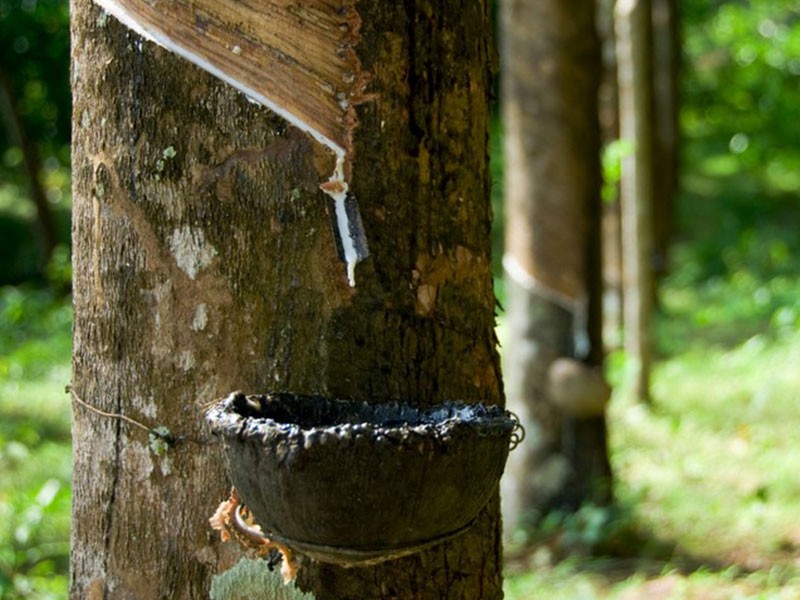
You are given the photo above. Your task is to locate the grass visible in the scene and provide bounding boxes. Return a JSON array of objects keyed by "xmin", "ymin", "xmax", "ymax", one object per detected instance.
[
  {"xmin": 0, "ymin": 286, "xmax": 71, "ymax": 599},
  {"xmin": 505, "ymin": 333, "xmax": 800, "ymax": 598}
]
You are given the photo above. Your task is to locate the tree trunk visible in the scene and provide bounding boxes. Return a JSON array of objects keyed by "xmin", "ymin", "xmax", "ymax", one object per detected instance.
[
  {"xmin": 597, "ymin": 0, "xmax": 624, "ymax": 350},
  {"xmin": 651, "ymin": 0, "xmax": 680, "ymax": 279},
  {"xmin": 500, "ymin": 0, "xmax": 611, "ymax": 534},
  {"xmin": 70, "ymin": 0, "xmax": 501, "ymax": 598},
  {"xmin": 616, "ymin": 0, "xmax": 655, "ymax": 403}
]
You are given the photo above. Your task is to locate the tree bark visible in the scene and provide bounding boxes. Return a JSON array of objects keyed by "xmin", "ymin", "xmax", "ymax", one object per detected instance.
[
  {"xmin": 651, "ymin": 0, "xmax": 680, "ymax": 279},
  {"xmin": 597, "ymin": 0, "xmax": 624, "ymax": 350},
  {"xmin": 70, "ymin": 0, "xmax": 501, "ymax": 598},
  {"xmin": 500, "ymin": 0, "xmax": 611, "ymax": 534},
  {"xmin": 616, "ymin": 0, "xmax": 655, "ymax": 403}
]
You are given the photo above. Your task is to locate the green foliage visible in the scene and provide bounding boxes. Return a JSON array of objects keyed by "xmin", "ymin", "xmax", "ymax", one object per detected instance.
[
  {"xmin": 43, "ymin": 245, "xmax": 71, "ymax": 290},
  {"xmin": 0, "ymin": 479, "xmax": 70, "ymax": 599},
  {"xmin": 0, "ymin": 0, "xmax": 71, "ymax": 169},
  {"xmin": 600, "ymin": 139, "xmax": 633, "ymax": 204},
  {"xmin": 683, "ymin": 1, "xmax": 800, "ymax": 192},
  {"xmin": 0, "ymin": 1, "xmax": 72, "ymax": 285},
  {"xmin": 507, "ymin": 561, "xmax": 800, "ymax": 599},
  {"xmin": 505, "ymin": 2, "xmax": 800, "ymax": 596},
  {"xmin": 0, "ymin": 180, "xmax": 71, "ymax": 286},
  {"xmin": 0, "ymin": 285, "xmax": 71, "ymax": 381},
  {"xmin": 506, "ymin": 334, "xmax": 800, "ymax": 598},
  {"xmin": 659, "ymin": 0, "xmax": 800, "ymax": 356},
  {"xmin": 0, "ymin": 286, "xmax": 70, "ymax": 598}
]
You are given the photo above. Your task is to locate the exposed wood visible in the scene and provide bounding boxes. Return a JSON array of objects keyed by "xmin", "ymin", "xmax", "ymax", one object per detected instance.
[
  {"xmin": 92, "ymin": 0, "xmax": 369, "ymax": 161},
  {"xmin": 616, "ymin": 0, "xmax": 655, "ymax": 403},
  {"xmin": 70, "ymin": 0, "xmax": 502, "ymax": 597}
]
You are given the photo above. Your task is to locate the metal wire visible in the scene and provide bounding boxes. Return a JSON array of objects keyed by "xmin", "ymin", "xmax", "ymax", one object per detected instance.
[{"xmin": 507, "ymin": 410, "xmax": 526, "ymax": 451}]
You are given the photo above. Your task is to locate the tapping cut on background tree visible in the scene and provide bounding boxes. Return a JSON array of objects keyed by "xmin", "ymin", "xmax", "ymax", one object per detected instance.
[
  {"xmin": 499, "ymin": 0, "xmax": 612, "ymax": 536},
  {"xmin": 70, "ymin": 0, "xmax": 503, "ymax": 598}
]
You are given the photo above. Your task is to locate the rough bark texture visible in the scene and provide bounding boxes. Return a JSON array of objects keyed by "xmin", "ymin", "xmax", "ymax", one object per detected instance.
[
  {"xmin": 616, "ymin": 0, "xmax": 655, "ymax": 403},
  {"xmin": 71, "ymin": 0, "xmax": 501, "ymax": 598},
  {"xmin": 500, "ymin": 0, "xmax": 611, "ymax": 534}
]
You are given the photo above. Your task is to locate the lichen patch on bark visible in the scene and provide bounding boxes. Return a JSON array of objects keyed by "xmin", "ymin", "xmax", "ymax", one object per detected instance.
[{"xmin": 168, "ymin": 225, "xmax": 218, "ymax": 280}]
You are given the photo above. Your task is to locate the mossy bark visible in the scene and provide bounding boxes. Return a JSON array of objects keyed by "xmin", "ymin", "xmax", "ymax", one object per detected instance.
[{"xmin": 70, "ymin": 0, "xmax": 501, "ymax": 598}]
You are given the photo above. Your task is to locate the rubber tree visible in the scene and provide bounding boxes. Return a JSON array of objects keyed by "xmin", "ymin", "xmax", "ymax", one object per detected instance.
[
  {"xmin": 652, "ymin": 0, "xmax": 681, "ymax": 278},
  {"xmin": 499, "ymin": 0, "xmax": 612, "ymax": 535},
  {"xmin": 598, "ymin": 0, "xmax": 624, "ymax": 349},
  {"xmin": 616, "ymin": 0, "xmax": 655, "ymax": 403},
  {"xmin": 599, "ymin": 0, "xmax": 679, "ymax": 357},
  {"xmin": 70, "ymin": 0, "xmax": 504, "ymax": 598}
]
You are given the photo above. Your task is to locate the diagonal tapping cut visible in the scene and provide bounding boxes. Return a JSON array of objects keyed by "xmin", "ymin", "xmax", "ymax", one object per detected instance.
[{"xmin": 93, "ymin": 0, "xmax": 372, "ymax": 285}]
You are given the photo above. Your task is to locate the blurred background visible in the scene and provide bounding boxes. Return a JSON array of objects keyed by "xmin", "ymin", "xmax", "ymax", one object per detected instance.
[{"xmin": 2, "ymin": 0, "xmax": 800, "ymax": 597}]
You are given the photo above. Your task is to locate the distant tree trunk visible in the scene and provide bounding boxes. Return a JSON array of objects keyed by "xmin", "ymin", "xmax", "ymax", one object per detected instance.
[
  {"xmin": 500, "ymin": 0, "xmax": 612, "ymax": 534},
  {"xmin": 70, "ymin": 0, "xmax": 502, "ymax": 598},
  {"xmin": 0, "ymin": 63, "xmax": 57, "ymax": 267},
  {"xmin": 597, "ymin": 0, "xmax": 624, "ymax": 350},
  {"xmin": 615, "ymin": 0, "xmax": 655, "ymax": 403},
  {"xmin": 651, "ymin": 0, "xmax": 681, "ymax": 279}
]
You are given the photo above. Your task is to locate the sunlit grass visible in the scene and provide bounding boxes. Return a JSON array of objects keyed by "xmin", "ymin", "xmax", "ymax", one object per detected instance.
[
  {"xmin": 0, "ymin": 287, "xmax": 71, "ymax": 599},
  {"xmin": 619, "ymin": 335, "xmax": 800, "ymax": 563},
  {"xmin": 505, "ymin": 334, "xmax": 800, "ymax": 598},
  {"xmin": 507, "ymin": 562, "xmax": 800, "ymax": 599}
]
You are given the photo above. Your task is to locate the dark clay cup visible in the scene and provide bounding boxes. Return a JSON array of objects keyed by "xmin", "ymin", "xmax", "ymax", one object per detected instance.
[{"xmin": 206, "ymin": 392, "xmax": 517, "ymax": 566}]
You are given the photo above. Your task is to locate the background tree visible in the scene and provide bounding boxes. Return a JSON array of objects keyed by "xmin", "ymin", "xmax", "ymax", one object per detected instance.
[
  {"xmin": 500, "ymin": 0, "xmax": 611, "ymax": 535},
  {"xmin": 651, "ymin": 0, "xmax": 681, "ymax": 278},
  {"xmin": 615, "ymin": 0, "xmax": 656, "ymax": 403},
  {"xmin": 600, "ymin": 0, "xmax": 680, "ymax": 355},
  {"xmin": 598, "ymin": 0, "xmax": 622, "ymax": 348},
  {"xmin": 70, "ymin": 0, "xmax": 503, "ymax": 598}
]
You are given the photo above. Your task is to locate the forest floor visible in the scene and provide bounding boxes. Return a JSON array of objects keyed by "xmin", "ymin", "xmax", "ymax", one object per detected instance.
[{"xmin": 504, "ymin": 331, "xmax": 800, "ymax": 599}]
